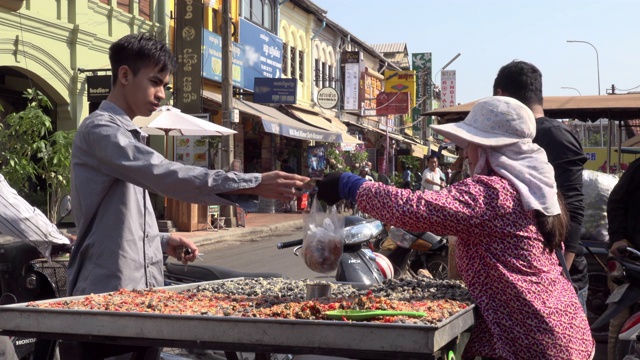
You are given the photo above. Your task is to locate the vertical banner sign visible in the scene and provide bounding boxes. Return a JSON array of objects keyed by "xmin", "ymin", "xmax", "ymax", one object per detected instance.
[
  {"xmin": 411, "ymin": 52, "xmax": 432, "ymax": 139},
  {"xmin": 175, "ymin": 0, "xmax": 203, "ymax": 114},
  {"xmin": 440, "ymin": 70, "xmax": 456, "ymax": 108},
  {"xmin": 342, "ymin": 51, "xmax": 361, "ymax": 111},
  {"xmin": 411, "ymin": 53, "xmax": 431, "ymax": 110}
]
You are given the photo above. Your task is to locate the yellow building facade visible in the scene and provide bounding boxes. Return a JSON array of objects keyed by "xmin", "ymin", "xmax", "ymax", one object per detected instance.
[{"xmin": 0, "ymin": 0, "xmax": 169, "ymax": 130}]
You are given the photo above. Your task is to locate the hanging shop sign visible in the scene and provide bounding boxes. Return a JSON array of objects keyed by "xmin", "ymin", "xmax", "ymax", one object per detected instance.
[
  {"xmin": 384, "ymin": 70, "xmax": 416, "ymax": 108},
  {"xmin": 440, "ymin": 70, "xmax": 457, "ymax": 108},
  {"xmin": 202, "ymin": 29, "xmax": 244, "ymax": 88},
  {"xmin": 362, "ymin": 68, "xmax": 383, "ymax": 116},
  {"xmin": 341, "ymin": 51, "xmax": 362, "ymax": 111},
  {"xmin": 253, "ymin": 78, "xmax": 297, "ymax": 104},
  {"xmin": 86, "ymin": 75, "xmax": 111, "ymax": 102},
  {"xmin": 317, "ymin": 87, "xmax": 339, "ymax": 109},
  {"xmin": 175, "ymin": 0, "xmax": 203, "ymax": 113},
  {"xmin": 239, "ymin": 18, "xmax": 283, "ymax": 91},
  {"xmin": 376, "ymin": 92, "xmax": 410, "ymax": 116}
]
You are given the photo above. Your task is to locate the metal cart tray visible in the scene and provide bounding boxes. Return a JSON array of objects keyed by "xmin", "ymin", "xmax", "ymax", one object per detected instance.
[{"xmin": 0, "ymin": 279, "xmax": 475, "ymax": 358}]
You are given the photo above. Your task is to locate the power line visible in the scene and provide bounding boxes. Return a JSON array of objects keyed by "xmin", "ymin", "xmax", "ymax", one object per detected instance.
[{"xmin": 615, "ymin": 83, "xmax": 640, "ymax": 92}]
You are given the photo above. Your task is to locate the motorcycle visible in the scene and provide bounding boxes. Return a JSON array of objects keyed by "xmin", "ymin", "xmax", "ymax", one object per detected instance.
[
  {"xmin": 0, "ymin": 194, "xmax": 73, "ymax": 360},
  {"xmin": 377, "ymin": 227, "xmax": 449, "ymax": 280},
  {"xmin": 582, "ymin": 239, "xmax": 611, "ymax": 342},
  {"xmin": 277, "ymin": 215, "xmax": 392, "ymax": 287},
  {"xmin": 591, "ymin": 245, "xmax": 640, "ymax": 359}
]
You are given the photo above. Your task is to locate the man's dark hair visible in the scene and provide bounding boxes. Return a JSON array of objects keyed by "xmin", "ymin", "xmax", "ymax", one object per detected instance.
[
  {"xmin": 427, "ymin": 154, "xmax": 439, "ymax": 162},
  {"xmin": 109, "ymin": 33, "xmax": 177, "ymax": 85},
  {"xmin": 492, "ymin": 60, "xmax": 543, "ymax": 108}
]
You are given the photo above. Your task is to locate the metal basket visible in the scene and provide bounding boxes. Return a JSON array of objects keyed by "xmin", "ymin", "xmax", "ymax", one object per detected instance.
[{"xmin": 30, "ymin": 259, "xmax": 69, "ymax": 298}]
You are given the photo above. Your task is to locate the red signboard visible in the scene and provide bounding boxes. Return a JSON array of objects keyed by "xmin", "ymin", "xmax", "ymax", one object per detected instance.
[{"xmin": 376, "ymin": 92, "xmax": 410, "ymax": 115}]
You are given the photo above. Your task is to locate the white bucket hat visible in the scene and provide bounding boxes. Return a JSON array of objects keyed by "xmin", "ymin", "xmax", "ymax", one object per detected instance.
[
  {"xmin": 430, "ymin": 96, "xmax": 535, "ymax": 148},
  {"xmin": 430, "ymin": 96, "xmax": 560, "ymax": 216}
]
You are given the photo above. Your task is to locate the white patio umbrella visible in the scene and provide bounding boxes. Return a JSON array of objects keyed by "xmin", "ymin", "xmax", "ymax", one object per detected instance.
[{"xmin": 133, "ymin": 105, "xmax": 236, "ymax": 157}]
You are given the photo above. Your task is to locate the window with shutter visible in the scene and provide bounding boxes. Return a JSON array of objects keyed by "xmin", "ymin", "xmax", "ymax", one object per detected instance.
[{"xmin": 298, "ymin": 49, "xmax": 304, "ymax": 82}]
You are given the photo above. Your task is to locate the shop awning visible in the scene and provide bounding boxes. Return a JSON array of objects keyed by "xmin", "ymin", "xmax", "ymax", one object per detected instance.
[
  {"xmin": 287, "ymin": 104, "xmax": 349, "ymax": 132},
  {"xmin": 287, "ymin": 108, "xmax": 362, "ymax": 144},
  {"xmin": 203, "ymin": 91, "xmax": 344, "ymax": 143},
  {"xmin": 346, "ymin": 121, "xmax": 404, "ymax": 142}
]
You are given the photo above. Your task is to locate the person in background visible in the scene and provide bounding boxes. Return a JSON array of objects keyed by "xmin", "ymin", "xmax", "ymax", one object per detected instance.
[
  {"xmin": 421, "ymin": 154, "xmax": 446, "ymax": 191},
  {"xmin": 316, "ymin": 97, "xmax": 594, "ymax": 359},
  {"xmin": 0, "ymin": 174, "xmax": 74, "ymax": 360},
  {"xmin": 493, "ymin": 60, "xmax": 589, "ymax": 315},
  {"xmin": 358, "ymin": 167, "xmax": 373, "ymax": 182},
  {"xmin": 365, "ymin": 161, "xmax": 378, "ymax": 181},
  {"xmin": 608, "ymin": 157, "xmax": 640, "ymax": 254},
  {"xmin": 606, "ymin": 156, "xmax": 640, "ymax": 358},
  {"xmin": 401, "ymin": 165, "xmax": 412, "ymax": 189},
  {"xmin": 69, "ymin": 33, "xmax": 311, "ymax": 359}
]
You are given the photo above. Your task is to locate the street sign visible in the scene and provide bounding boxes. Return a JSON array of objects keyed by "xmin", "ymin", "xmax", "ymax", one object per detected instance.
[{"xmin": 253, "ymin": 78, "xmax": 297, "ymax": 104}]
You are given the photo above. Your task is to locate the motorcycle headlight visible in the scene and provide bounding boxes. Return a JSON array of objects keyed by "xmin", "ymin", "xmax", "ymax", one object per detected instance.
[
  {"xmin": 343, "ymin": 220, "xmax": 384, "ymax": 245},
  {"xmin": 388, "ymin": 227, "xmax": 418, "ymax": 249}
]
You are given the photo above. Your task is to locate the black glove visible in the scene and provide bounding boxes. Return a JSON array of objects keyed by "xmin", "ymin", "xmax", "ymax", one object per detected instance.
[{"xmin": 316, "ymin": 172, "xmax": 343, "ymax": 206}]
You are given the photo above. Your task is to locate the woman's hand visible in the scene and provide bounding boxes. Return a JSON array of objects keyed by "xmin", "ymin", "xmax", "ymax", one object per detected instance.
[{"xmin": 166, "ymin": 234, "xmax": 199, "ymax": 264}]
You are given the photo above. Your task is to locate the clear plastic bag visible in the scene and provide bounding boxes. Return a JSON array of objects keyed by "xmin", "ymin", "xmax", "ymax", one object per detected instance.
[
  {"xmin": 302, "ymin": 195, "xmax": 344, "ymax": 273},
  {"xmin": 581, "ymin": 169, "xmax": 619, "ymax": 243}
]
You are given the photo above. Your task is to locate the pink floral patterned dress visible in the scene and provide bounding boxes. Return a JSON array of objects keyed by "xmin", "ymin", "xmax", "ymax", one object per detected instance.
[{"xmin": 356, "ymin": 176, "xmax": 594, "ymax": 360}]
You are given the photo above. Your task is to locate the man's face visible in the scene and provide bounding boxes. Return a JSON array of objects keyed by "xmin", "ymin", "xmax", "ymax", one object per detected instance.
[
  {"xmin": 120, "ymin": 64, "xmax": 170, "ymax": 118},
  {"xmin": 428, "ymin": 158, "xmax": 438, "ymax": 170}
]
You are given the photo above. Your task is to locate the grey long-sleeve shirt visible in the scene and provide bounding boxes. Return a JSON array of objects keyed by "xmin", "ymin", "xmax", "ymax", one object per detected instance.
[{"xmin": 68, "ymin": 101, "xmax": 261, "ymax": 296}]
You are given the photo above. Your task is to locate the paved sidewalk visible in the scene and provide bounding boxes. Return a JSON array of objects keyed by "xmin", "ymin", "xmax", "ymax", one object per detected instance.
[
  {"xmin": 0, "ymin": 212, "xmax": 304, "ymax": 246},
  {"xmin": 172, "ymin": 212, "xmax": 304, "ymax": 247}
]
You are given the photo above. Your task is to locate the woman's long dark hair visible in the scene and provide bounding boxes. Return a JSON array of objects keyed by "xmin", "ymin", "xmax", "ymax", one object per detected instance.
[{"xmin": 535, "ymin": 193, "xmax": 568, "ymax": 253}]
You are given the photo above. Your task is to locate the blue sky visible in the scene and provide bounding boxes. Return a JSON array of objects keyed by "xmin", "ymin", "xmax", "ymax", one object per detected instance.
[{"xmin": 312, "ymin": 0, "xmax": 640, "ymax": 104}]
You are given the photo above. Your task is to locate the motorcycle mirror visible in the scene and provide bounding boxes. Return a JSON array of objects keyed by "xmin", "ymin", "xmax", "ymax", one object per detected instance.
[
  {"xmin": 58, "ymin": 194, "xmax": 72, "ymax": 221},
  {"xmin": 388, "ymin": 227, "xmax": 418, "ymax": 248}
]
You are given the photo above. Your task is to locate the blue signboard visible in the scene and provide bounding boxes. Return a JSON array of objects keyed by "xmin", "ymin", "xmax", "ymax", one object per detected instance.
[
  {"xmin": 202, "ymin": 29, "xmax": 244, "ymax": 88},
  {"xmin": 239, "ymin": 18, "xmax": 283, "ymax": 91},
  {"xmin": 253, "ymin": 78, "xmax": 297, "ymax": 104}
]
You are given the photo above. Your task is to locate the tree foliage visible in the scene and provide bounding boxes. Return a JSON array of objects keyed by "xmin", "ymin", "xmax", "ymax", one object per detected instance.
[{"xmin": 0, "ymin": 88, "xmax": 75, "ymax": 220}]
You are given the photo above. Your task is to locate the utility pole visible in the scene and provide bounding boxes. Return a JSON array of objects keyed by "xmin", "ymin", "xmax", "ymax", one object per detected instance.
[{"xmin": 221, "ymin": 0, "xmax": 235, "ymax": 224}]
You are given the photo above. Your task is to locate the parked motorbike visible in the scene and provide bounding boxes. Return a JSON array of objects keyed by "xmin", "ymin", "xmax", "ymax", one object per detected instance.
[
  {"xmin": 0, "ymin": 194, "xmax": 73, "ymax": 360},
  {"xmin": 582, "ymin": 239, "xmax": 611, "ymax": 342},
  {"xmin": 591, "ymin": 245, "xmax": 640, "ymax": 359},
  {"xmin": 277, "ymin": 215, "xmax": 392, "ymax": 287},
  {"xmin": 377, "ymin": 227, "xmax": 449, "ymax": 280}
]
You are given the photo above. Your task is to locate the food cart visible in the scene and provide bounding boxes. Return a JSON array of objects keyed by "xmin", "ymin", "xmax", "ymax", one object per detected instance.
[{"xmin": 0, "ymin": 280, "xmax": 475, "ymax": 360}]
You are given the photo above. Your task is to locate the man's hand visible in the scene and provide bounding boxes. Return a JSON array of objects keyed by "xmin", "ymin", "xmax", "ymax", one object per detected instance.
[
  {"xmin": 610, "ymin": 239, "xmax": 632, "ymax": 257},
  {"xmin": 226, "ymin": 171, "xmax": 313, "ymax": 202},
  {"xmin": 166, "ymin": 234, "xmax": 199, "ymax": 264}
]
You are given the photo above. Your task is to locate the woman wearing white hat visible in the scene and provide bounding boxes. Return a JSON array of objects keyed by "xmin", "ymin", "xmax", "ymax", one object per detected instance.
[{"xmin": 316, "ymin": 96, "xmax": 594, "ymax": 359}]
